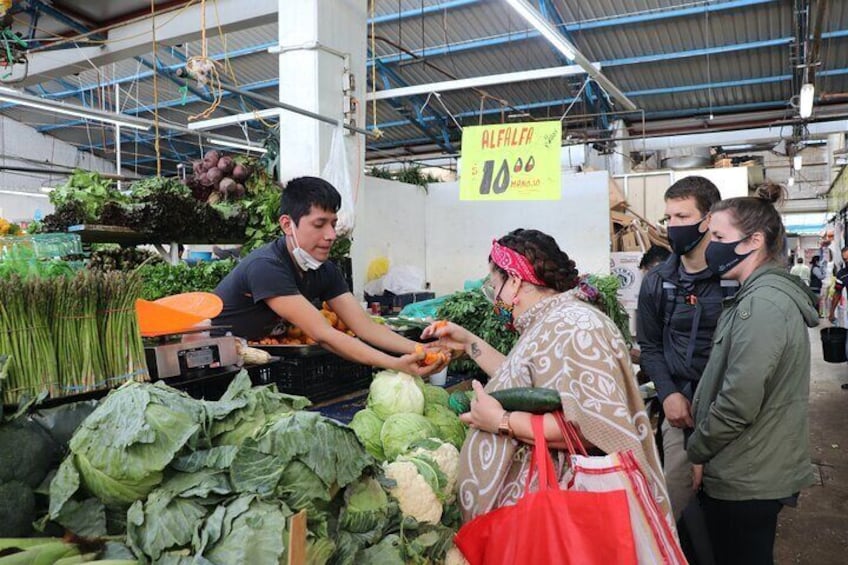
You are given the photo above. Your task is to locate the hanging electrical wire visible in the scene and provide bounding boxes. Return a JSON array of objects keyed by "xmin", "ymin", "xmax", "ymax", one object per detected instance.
[{"xmin": 150, "ymin": 0, "xmax": 162, "ymax": 176}]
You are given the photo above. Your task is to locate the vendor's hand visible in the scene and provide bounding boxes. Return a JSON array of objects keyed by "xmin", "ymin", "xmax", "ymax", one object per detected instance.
[
  {"xmin": 421, "ymin": 321, "xmax": 475, "ymax": 355},
  {"xmin": 459, "ymin": 380, "xmax": 504, "ymax": 434},
  {"xmin": 692, "ymin": 464, "xmax": 704, "ymax": 492},
  {"xmin": 392, "ymin": 349, "xmax": 431, "ymax": 376},
  {"xmin": 663, "ymin": 392, "xmax": 694, "ymax": 429}
]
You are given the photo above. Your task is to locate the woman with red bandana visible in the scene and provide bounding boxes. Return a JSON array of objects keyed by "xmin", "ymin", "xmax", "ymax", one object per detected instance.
[{"xmin": 422, "ymin": 229, "xmax": 681, "ymax": 563}]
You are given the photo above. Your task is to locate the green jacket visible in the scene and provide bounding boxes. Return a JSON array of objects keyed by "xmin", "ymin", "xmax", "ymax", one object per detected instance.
[{"xmin": 688, "ymin": 265, "xmax": 818, "ymax": 500}]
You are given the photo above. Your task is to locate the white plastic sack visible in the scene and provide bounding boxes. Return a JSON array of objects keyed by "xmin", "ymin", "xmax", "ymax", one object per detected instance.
[
  {"xmin": 322, "ymin": 125, "xmax": 356, "ymax": 235},
  {"xmin": 383, "ymin": 266, "xmax": 426, "ymax": 295},
  {"xmin": 363, "ymin": 277, "xmax": 385, "ymax": 297}
]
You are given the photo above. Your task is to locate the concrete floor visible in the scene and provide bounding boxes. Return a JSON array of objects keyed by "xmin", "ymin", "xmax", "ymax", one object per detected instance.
[{"xmin": 774, "ymin": 326, "xmax": 848, "ymax": 564}]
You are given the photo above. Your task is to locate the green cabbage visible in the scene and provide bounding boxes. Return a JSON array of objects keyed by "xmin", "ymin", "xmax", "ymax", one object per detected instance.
[
  {"xmin": 349, "ymin": 409, "xmax": 385, "ymax": 460},
  {"xmin": 380, "ymin": 413, "xmax": 437, "ymax": 461},
  {"xmin": 422, "ymin": 384, "xmax": 450, "ymax": 408},
  {"xmin": 338, "ymin": 476, "xmax": 389, "ymax": 534},
  {"xmin": 367, "ymin": 371, "xmax": 425, "ymax": 420},
  {"xmin": 55, "ymin": 382, "xmax": 206, "ymax": 509},
  {"xmin": 424, "ymin": 404, "xmax": 467, "ymax": 450}
]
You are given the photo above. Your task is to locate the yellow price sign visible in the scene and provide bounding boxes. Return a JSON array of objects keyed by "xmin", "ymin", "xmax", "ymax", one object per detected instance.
[{"xmin": 460, "ymin": 121, "xmax": 562, "ymax": 201}]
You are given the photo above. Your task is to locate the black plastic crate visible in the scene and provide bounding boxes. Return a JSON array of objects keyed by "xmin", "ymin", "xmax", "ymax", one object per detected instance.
[
  {"xmin": 364, "ymin": 291, "xmax": 435, "ymax": 316},
  {"xmin": 251, "ymin": 348, "xmax": 374, "ymax": 403}
]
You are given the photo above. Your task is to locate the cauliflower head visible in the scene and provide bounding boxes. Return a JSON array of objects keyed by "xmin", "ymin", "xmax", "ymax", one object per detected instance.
[
  {"xmin": 383, "ymin": 460, "xmax": 443, "ymax": 525},
  {"xmin": 408, "ymin": 438, "xmax": 459, "ymax": 502}
]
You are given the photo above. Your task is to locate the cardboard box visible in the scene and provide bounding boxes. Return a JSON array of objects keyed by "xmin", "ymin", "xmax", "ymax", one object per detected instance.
[{"xmin": 611, "ymin": 252, "xmax": 644, "ymax": 310}]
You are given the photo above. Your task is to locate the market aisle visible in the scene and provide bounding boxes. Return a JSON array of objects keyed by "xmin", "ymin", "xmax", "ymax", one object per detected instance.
[{"xmin": 774, "ymin": 326, "xmax": 848, "ymax": 564}]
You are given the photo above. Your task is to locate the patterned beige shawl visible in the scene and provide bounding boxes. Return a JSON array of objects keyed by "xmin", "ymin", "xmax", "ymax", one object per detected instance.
[{"xmin": 457, "ymin": 292, "xmax": 672, "ymax": 526}]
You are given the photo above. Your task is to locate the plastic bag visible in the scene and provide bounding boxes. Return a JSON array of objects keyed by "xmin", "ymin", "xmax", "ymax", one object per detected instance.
[
  {"xmin": 322, "ymin": 125, "xmax": 355, "ymax": 235},
  {"xmin": 383, "ymin": 265, "xmax": 426, "ymax": 295}
]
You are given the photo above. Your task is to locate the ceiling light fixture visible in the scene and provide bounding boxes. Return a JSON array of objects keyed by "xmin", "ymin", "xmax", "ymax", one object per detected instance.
[
  {"xmin": 799, "ymin": 83, "xmax": 815, "ymax": 119},
  {"xmin": 207, "ymin": 138, "xmax": 267, "ymax": 154},
  {"xmin": 0, "ymin": 87, "xmax": 151, "ymax": 131},
  {"xmin": 504, "ymin": 0, "xmax": 576, "ymax": 61},
  {"xmin": 793, "ymin": 154, "xmax": 803, "ymax": 171},
  {"xmin": 787, "ymin": 176, "xmax": 795, "ymax": 187}
]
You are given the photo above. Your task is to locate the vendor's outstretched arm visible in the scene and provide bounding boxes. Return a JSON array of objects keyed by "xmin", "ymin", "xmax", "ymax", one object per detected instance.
[
  {"xmin": 327, "ymin": 293, "xmax": 418, "ymax": 355},
  {"xmin": 265, "ymin": 295, "xmax": 427, "ymax": 375}
]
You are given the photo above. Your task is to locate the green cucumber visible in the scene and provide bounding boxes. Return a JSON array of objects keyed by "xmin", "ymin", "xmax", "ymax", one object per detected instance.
[{"xmin": 448, "ymin": 387, "xmax": 561, "ymax": 415}]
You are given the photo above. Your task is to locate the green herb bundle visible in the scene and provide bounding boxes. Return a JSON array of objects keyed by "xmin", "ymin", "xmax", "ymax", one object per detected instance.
[
  {"xmin": 99, "ymin": 271, "xmax": 148, "ymax": 385},
  {"xmin": 137, "ymin": 259, "xmax": 235, "ymax": 301},
  {"xmin": 436, "ymin": 290, "xmax": 519, "ymax": 378},
  {"xmin": 0, "ymin": 276, "xmax": 59, "ymax": 404},
  {"xmin": 53, "ymin": 272, "xmax": 106, "ymax": 394}
]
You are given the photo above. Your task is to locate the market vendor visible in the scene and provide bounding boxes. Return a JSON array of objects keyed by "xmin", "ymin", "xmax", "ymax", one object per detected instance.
[{"xmin": 213, "ymin": 176, "xmax": 438, "ymax": 375}]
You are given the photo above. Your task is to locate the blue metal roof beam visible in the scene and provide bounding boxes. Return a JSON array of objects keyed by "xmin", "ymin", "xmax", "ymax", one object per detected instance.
[
  {"xmin": 35, "ymin": 78, "xmax": 279, "ymax": 133},
  {"xmin": 13, "ymin": 42, "xmax": 275, "ymax": 103},
  {"xmin": 370, "ymin": 4, "xmax": 844, "ymax": 67},
  {"xmin": 368, "ymin": 0, "xmax": 481, "ymax": 25},
  {"xmin": 370, "ymin": 50, "xmax": 457, "ymax": 153},
  {"xmin": 368, "ymin": 65, "xmax": 848, "ymax": 132},
  {"xmin": 536, "ymin": 0, "xmax": 609, "ymax": 129}
]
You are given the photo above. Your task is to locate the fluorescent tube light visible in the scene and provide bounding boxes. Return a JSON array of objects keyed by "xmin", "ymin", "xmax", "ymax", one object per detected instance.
[
  {"xmin": 504, "ymin": 0, "xmax": 576, "ymax": 61},
  {"xmin": 793, "ymin": 154, "xmax": 803, "ymax": 171},
  {"xmin": 799, "ymin": 83, "xmax": 814, "ymax": 119},
  {"xmin": 0, "ymin": 88, "xmax": 151, "ymax": 131},
  {"xmin": 207, "ymin": 138, "xmax": 267, "ymax": 154}
]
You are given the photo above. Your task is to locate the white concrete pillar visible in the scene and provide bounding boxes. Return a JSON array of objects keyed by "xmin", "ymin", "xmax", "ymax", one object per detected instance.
[
  {"xmin": 277, "ymin": 0, "xmax": 365, "ymax": 192},
  {"xmin": 827, "ymin": 133, "xmax": 846, "ymax": 186}
]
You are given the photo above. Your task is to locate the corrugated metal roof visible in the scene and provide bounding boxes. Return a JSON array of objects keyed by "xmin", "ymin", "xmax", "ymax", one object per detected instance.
[{"xmin": 1, "ymin": 0, "xmax": 845, "ymax": 173}]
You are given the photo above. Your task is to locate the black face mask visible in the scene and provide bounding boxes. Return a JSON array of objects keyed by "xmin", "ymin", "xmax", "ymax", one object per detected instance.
[
  {"xmin": 705, "ymin": 237, "xmax": 753, "ymax": 276},
  {"xmin": 667, "ymin": 218, "xmax": 707, "ymax": 256}
]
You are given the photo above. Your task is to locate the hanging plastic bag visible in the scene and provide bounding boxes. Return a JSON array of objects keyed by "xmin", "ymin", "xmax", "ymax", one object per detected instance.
[{"xmin": 322, "ymin": 125, "xmax": 356, "ymax": 235}]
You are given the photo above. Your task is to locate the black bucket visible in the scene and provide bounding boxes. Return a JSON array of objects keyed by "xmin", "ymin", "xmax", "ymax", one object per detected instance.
[{"xmin": 820, "ymin": 327, "xmax": 847, "ymax": 363}]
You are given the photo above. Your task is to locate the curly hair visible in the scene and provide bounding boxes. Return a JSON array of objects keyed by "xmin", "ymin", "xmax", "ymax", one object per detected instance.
[{"xmin": 491, "ymin": 229, "xmax": 580, "ymax": 292}]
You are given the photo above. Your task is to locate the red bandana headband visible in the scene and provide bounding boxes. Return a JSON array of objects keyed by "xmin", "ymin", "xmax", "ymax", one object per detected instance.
[{"xmin": 490, "ymin": 240, "xmax": 547, "ymax": 287}]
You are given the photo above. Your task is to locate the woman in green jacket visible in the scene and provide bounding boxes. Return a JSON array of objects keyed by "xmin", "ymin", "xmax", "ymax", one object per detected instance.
[{"xmin": 687, "ymin": 183, "xmax": 818, "ymax": 565}]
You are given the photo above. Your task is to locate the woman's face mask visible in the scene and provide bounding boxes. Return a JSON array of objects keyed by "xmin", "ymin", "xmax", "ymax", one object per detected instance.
[{"xmin": 483, "ymin": 275, "xmax": 517, "ymax": 331}]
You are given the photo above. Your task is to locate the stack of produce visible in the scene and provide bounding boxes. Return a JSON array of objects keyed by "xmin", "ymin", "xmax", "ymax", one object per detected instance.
[
  {"xmin": 43, "ymin": 373, "xmax": 463, "ymax": 564},
  {"xmin": 184, "ymin": 150, "xmax": 252, "ymax": 202},
  {"xmin": 0, "ymin": 270, "xmax": 147, "ymax": 406},
  {"xmin": 251, "ymin": 302, "xmax": 355, "ymax": 346},
  {"xmin": 0, "ymin": 216, "xmax": 22, "ymax": 236},
  {"xmin": 348, "ymin": 370, "xmax": 468, "ymax": 532}
]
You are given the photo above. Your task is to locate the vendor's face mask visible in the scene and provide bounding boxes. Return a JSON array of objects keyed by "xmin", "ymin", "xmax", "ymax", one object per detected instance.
[{"xmin": 290, "ymin": 223, "xmax": 324, "ymax": 271}]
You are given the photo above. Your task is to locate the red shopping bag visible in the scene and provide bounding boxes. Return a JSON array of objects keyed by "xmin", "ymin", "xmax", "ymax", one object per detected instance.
[{"xmin": 454, "ymin": 415, "xmax": 638, "ymax": 565}]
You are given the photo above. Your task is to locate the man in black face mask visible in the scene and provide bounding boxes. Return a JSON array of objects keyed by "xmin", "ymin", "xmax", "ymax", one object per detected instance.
[{"xmin": 637, "ymin": 176, "xmax": 733, "ymax": 552}]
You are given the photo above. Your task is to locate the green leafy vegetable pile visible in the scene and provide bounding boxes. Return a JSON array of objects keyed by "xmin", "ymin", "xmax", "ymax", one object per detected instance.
[
  {"xmin": 436, "ymin": 290, "xmax": 519, "ymax": 377},
  {"xmin": 45, "ymin": 373, "xmax": 462, "ymax": 564},
  {"xmin": 136, "ymin": 259, "xmax": 236, "ymax": 301}
]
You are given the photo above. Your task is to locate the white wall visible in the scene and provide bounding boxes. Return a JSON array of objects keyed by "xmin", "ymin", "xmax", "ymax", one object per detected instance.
[
  {"xmin": 616, "ymin": 167, "xmax": 750, "ymax": 225},
  {"xmin": 0, "ymin": 115, "xmax": 127, "ymax": 221},
  {"xmin": 351, "ymin": 172, "xmax": 612, "ymax": 298},
  {"xmin": 350, "ymin": 177, "xmax": 428, "ymax": 298},
  {"xmin": 424, "ymin": 171, "xmax": 611, "ymax": 295}
]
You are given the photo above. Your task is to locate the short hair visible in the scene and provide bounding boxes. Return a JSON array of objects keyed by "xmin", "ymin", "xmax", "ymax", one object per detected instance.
[
  {"xmin": 842, "ymin": 246, "xmax": 848, "ymax": 254},
  {"xmin": 664, "ymin": 176, "xmax": 722, "ymax": 216},
  {"xmin": 796, "ymin": 257, "xmax": 804, "ymax": 264},
  {"xmin": 639, "ymin": 245, "xmax": 671, "ymax": 271},
  {"xmin": 280, "ymin": 176, "xmax": 341, "ymax": 224}
]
